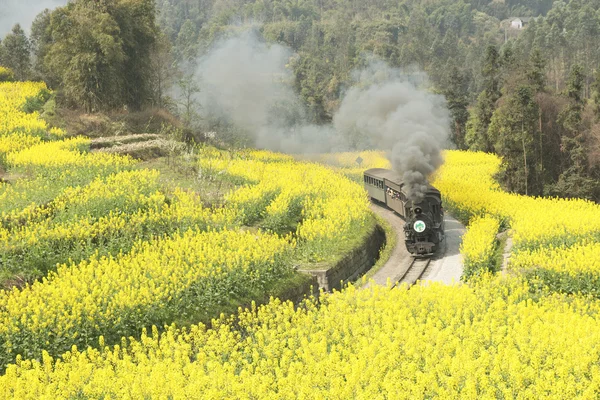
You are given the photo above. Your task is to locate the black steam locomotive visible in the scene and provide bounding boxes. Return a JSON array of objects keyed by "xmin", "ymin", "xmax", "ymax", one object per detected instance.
[{"xmin": 363, "ymin": 168, "xmax": 444, "ymax": 256}]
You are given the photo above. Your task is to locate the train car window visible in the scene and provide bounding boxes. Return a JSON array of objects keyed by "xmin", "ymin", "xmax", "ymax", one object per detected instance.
[{"xmin": 364, "ymin": 175, "xmax": 367, "ymax": 183}]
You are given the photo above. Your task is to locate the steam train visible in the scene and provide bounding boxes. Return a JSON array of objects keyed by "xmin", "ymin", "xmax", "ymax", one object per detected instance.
[{"xmin": 363, "ymin": 168, "xmax": 444, "ymax": 256}]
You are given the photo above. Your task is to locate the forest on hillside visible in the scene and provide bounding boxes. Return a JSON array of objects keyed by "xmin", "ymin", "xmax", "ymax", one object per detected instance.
[{"xmin": 0, "ymin": 0, "xmax": 599, "ymax": 200}]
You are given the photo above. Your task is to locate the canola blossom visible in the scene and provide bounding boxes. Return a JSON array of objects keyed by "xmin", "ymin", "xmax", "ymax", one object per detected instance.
[
  {"xmin": 0, "ymin": 82, "xmax": 48, "ymax": 138},
  {"xmin": 318, "ymin": 150, "xmax": 600, "ymax": 288},
  {"xmin": 0, "ymin": 82, "xmax": 374, "ymax": 373},
  {"xmin": 0, "ymin": 228, "xmax": 292, "ymax": 368},
  {"xmin": 510, "ymin": 241, "xmax": 600, "ymax": 296},
  {"xmin": 460, "ymin": 215, "xmax": 500, "ymax": 279},
  {"xmin": 4, "ymin": 80, "xmax": 600, "ymax": 398},
  {"xmin": 433, "ymin": 151, "xmax": 600, "ymax": 251},
  {"xmin": 199, "ymin": 148, "xmax": 371, "ymax": 262},
  {"xmin": 6, "ymin": 137, "xmax": 135, "ymax": 172},
  {"xmin": 4, "ymin": 279, "xmax": 600, "ymax": 399}
]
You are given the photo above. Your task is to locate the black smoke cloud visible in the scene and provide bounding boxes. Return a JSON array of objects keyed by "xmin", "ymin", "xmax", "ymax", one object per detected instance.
[
  {"xmin": 0, "ymin": 0, "xmax": 68, "ymax": 35},
  {"xmin": 334, "ymin": 60, "xmax": 449, "ymax": 202},
  {"xmin": 195, "ymin": 30, "xmax": 450, "ymax": 201}
]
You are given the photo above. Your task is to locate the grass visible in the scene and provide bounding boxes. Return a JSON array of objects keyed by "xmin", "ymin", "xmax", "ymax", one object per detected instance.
[
  {"xmin": 360, "ymin": 212, "xmax": 396, "ymax": 281},
  {"xmin": 296, "ymin": 215, "xmax": 378, "ymax": 271},
  {"xmin": 137, "ymin": 156, "xmax": 238, "ymax": 207},
  {"xmin": 495, "ymin": 230, "xmax": 510, "ymax": 274}
]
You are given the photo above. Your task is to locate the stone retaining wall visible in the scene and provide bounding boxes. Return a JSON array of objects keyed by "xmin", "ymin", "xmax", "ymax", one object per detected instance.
[{"xmin": 298, "ymin": 223, "xmax": 386, "ymax": 292}]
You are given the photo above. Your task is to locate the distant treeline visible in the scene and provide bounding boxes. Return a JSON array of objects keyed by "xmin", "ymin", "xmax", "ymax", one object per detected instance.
[{"xmin": 0, "ymin": 0, "xmax": 599, "ymax": 199}]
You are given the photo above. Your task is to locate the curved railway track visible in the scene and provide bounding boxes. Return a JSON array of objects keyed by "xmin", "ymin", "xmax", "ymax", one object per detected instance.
[
  {"xmin": 365, "ymin": 203, "xmax": 465, "ymax": 288},
  {"xmin": 390, "ymin": 257, "xmax": 431, "ymax": 288}
]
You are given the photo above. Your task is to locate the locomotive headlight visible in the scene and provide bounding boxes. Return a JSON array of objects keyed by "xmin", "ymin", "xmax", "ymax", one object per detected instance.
[{"xmin": 413, "ymin": 220, "xmax": 426, "ymax": 233}]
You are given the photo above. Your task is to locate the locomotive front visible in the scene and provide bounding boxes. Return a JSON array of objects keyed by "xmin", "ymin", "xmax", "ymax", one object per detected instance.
[{"xmin": 404, "ymin": 201, "xmax": 441, "ymax": 256}]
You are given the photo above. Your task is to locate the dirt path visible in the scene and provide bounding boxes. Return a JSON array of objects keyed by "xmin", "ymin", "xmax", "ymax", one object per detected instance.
[
  {"xmin": 364, "ymin": 205, "xmax": 413, "ymax": 288},
  {"xmin": 421, "ymin": 215, "xmax": 465, "ymax": 284},
  {"xmin": 366, "ymin": 204, "xmax": 466, "ymax": 287}
]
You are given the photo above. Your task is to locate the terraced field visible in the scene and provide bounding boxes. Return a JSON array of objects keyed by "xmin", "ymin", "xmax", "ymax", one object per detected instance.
[{"xmin": 3, "ymin": 82, "xmax": 600, "ymax": 398}]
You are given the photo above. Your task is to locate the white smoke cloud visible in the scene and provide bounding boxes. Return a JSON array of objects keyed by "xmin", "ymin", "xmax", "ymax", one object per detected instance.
[
  {"xmin": 0, "ymin": 0, "xmax": 68, "ymax": 36},
  {"xmin": 195, "ymin": 30, "xmax": 341, "ymax": 153}
]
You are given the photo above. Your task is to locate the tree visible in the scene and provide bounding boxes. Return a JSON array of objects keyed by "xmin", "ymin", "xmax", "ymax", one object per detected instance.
[
  {"xmin": 489, "ymin": 85, "xmax": 541, "ymax": 195},
  {"xmin": 175, "ymin": 19, "xmax": 199, "ymax": 64},
  {"xmin": 45, "ymin": 4, "xmax": 126, "ymax": 112},
  {"xmin": 592, "ymin": 68, "xmax": 600, "ymax": 122},
  {"xmin": 0, "ymin": 24, "xmax": 31, "ymax": 81},
  {"xmin": 178, "ymin": 73, "xmax": 201, "ymax": 128},
  {"xmin": 149, "ymin": 32, "xmax": 177, "ymax": 109},
  {"xmin": 550, "ymin": 65, "xmax": 597, "ymax": 199},
  {"xmin": 30, "ymin": 10, "xmax": 53, "ymax": 83},
  {"xmin": 444, "ymin": 66, "xmax": 469, "ymax": 149},
  {"xmin": 466, "ymin": 45, "xmax": 501, "ymax": 152},
  {"xmin": 44, "ymin": 0, "xmax": 159, "ymax": 112},
  {"xmin": 527, "ymin": 47, "xmax": 546, "ymax": 93},
  {"xmin": 110, "ymin": 0, "xmax": 159, "ymax": 110}
]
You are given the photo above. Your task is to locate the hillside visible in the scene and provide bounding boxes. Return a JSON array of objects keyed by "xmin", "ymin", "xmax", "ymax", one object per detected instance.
[
  {"xmin": 2, "ymin": 81, "xmax": 600, "ymax": 397},
  {"xmin": 1, "ymin": 0, "xmax": 599, "ymax": 199},
  {"xmin": 1, "ymin": 1, "xmax": 600, "ymax": 397}
]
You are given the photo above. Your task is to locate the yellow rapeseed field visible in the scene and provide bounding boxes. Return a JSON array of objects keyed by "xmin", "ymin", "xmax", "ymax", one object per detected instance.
[
  {"xmin": 317, "ymin": 150, "xmax": 600, "ymax": 286},
  {"xmin": 3, "ymin": 81, "xmax": 600, "ymax": 398},
  {"xmin": 198, "ymin": 147, "xmax": 371, "ymax": 261},
  {"xmin": 460, "ymin": 215, "xmax": 501, "ymax": 279},
  {"xmin": 0, "ymin": 82, "xmax": 374, "ymax": 374},
  {"xmin": 0, "ymin": 82, "xmax": 48, "ymax": 138},
  {"xmin": 4, "ymin": 279, "xmax": 600, "ymax": 399}
]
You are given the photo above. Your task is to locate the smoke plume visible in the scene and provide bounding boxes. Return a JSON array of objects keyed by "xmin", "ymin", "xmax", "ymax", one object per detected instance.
[
  {"xmin": 0, "ymin": 0, "xmax": 67, "ymax": 35},
  {"xmin": 334, "ymin": 60, "xmax": 449, "ymax": 202},
  {"xmin": 196, "ymin": 30, "xmax": 340, "ymax": 153},
  {"xmin": 195, "ymin": 30, "xmax": 450, "ymax": 201}
]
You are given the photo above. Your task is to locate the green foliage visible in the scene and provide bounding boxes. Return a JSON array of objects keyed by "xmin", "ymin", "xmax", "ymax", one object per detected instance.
[
  {"xmin": 545, "ymin": 65, "xmax": 599, "ymax": 200},
  {"xmin": 489, "ymin": 85, "xmax": 542, "ymax": 195},
  {"xmin": 444, "ymin": 66, "xmax": 470, "ymax": 149},
  {"xmin": 21, "ymin": 89, "xmax": 51, "ymax": 114},
  {"xmin": 29, "ymin": 9, "xmax": 53, "ymax": 83},
  {"xmin": 466, "ymin": 46, "xmax": 502, "ymax": 152},
  {"xmin": 41, "ymin": 0, "xmax": 158, "ymax": 112},
  {"xmin": 45, "ymin": 4, "xmax": 126, "ymax": 112},
  {"xmin": 0, "ymin": 24, "xmax": 31, "ymax": 81},
  {"xmin": 0, "ymin": 66, "xmax": 14, "ymax": 82},
  {"xmin": 527, "ymin": 47, "xmax": 546, "ymax": 92}
]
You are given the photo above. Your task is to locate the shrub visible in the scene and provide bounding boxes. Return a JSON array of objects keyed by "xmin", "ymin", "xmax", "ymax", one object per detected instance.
[{"xmin": 0, "ymin": 67, "xmax": 15, "ymax": 82}]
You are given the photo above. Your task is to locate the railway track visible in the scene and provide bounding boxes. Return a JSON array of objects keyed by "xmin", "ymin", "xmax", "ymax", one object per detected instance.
[{"xmin": 391, "ymin": 257, "xmax": 431, "ymax": 288}]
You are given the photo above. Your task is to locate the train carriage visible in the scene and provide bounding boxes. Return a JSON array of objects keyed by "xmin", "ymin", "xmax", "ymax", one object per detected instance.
[{"xmin": 364, "ymin": 168, "xmax": 445, "ymax": 256}]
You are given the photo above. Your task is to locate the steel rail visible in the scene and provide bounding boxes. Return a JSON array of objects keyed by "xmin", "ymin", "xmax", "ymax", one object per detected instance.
[{"xmin": 391, "ymin": 257, "xmax": 431, "ymax": 288}]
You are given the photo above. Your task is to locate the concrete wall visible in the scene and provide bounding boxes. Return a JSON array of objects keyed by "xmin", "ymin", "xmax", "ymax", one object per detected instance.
[{"xmin": 299, "ymin": 223, "xmax": 386, "ymax": 292}]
